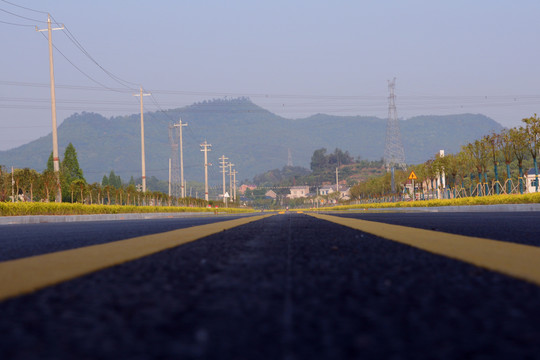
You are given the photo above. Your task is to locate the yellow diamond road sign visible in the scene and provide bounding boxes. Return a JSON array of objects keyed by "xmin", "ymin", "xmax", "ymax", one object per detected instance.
[{"xmin": 408, "ymin": 171, "xmax": 418, "ymax": 180}]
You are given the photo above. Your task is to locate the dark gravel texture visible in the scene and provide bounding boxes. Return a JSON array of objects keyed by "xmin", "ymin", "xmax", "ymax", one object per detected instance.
[
  {"xmin": 332, "ymin": 211, "xmax": 540, "ymax": 246},
  {"xmin": 0, "ymin": 216, "xmax": 245, "ymax": 261},
  {"xmin": 1, "ymin": 213, "xmax": 540, "ymax": 359}
]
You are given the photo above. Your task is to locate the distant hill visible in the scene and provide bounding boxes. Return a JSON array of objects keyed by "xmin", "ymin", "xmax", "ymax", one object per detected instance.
[{"xmin": 0, "ymin": 98, "xmax": 504, "ymax": 185}]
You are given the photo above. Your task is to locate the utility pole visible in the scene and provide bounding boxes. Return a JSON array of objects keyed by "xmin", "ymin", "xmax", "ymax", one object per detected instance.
[
  {"xmin": 168, "ymin": 158, "xmax": 172, "ymax": 197},
  {"xmin": 11, "ymin": 166, "xmax": 14, "ymax": 202},
  {"xmin": 174, "ymin": 119, "xmax": 188, "ymax": 198},
  {"xmin": 134, "ymin": 86, "xmax": 151, "ymax": 192},
  {"xmin": 232, "ymin": 169, "xmax": 237, "ymax": 202},
  {"xmin": 336, "ymin": 167, "xmax": 339, "ymax": 190},
  {"xmin": 228, "ymin": 163, "xmax": 234, "ymax": 202},
  {"xmin": 36, "ymin": 14, "xmax": 64, "ymax": 203},
  {"xmin": 200, "ymin": 141, "xmax": 212, "ymax": 201},
  {"xmin": 219, "ymin": 155, "xmax": 228, "ymax": 205}
]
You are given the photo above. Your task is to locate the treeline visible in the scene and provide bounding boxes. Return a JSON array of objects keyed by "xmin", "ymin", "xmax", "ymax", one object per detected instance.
[
  {"xmin": 310, "ymin": 148, "xmax": 355, "ymax": 172},
  {"xmin": 350, "ymin": 115, "xmax": 540, "ymax": 200},
  {"xmin": 0, "ymin": 143, "xmax": 212, "ymax": 207},
  {"xmin": 251, "ymin": 148, "xmax": 384, "ymax": 188}
]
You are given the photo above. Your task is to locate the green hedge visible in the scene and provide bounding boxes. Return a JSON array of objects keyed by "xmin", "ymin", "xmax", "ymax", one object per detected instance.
[
  {"xmin": 0, "ymin": 202, "xmax": 254, "ymax": 216},
  {"xmin": 327, "ymin": 193, "xmax": 540, "ymax": 211}
]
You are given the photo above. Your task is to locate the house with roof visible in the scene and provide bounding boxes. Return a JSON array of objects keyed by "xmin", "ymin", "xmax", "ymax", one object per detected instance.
[
  {"xmin": 288, "ymin": 186, "xmax": 310, "ymax": 199},
  {"xmin": 526, "ymin": 168, "xmax": 540, "ymax": 193},
  {"xmin": 265, "ymin": 190, "xmax": 277, "ymax": 199},
  {"xmin": 318, "ymin": 185, "xmax": 351, "ymax": 200},
  {"xmin": 238, "ymin": 184, "xmax": 257, "ymax": 194}
]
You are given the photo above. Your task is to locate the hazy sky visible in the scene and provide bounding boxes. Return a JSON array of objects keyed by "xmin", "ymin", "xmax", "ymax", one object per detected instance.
[{"xmin": 1, "ymin": 0, "xmax": 540, "ymax": 151}]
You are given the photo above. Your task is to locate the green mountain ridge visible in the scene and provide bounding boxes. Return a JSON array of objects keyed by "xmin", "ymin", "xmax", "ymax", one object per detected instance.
[{"xmin": 0, "ymin": 98, "xmax": 504, "ymax": 184}]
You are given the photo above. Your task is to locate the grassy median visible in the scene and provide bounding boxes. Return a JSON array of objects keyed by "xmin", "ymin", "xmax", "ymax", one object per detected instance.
[
  {"xmin": 0, "ymin": 202, "xmax": 254, "ymax": 216},
  {"xmin": 315, "ymin": 192, "xmax": 540, "ymax": 211}
]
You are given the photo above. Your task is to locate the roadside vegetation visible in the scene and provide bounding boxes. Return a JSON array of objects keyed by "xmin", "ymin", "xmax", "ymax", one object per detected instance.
[
  {"xmin": 349, "ymin": 114, "xmax": 540, "ymax": 201},
  {"xmin": 0, "ymin": 202, "xmax": 253, "ymax": 217},
  {"xmin": 0, "ymin": 142, "xmax": 245, "ymax": 215},
  {"xmin": 327, "ymin": 193, "xmax": 540, "ymax": 211}
]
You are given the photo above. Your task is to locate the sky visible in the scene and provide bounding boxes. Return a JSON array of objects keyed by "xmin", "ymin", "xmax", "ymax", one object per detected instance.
[{"xmin": 1, "ymin": 0, "xmax": 540, "ymax": 151}]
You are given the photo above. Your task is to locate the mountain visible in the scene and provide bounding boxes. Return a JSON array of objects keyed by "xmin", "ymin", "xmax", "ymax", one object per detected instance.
[{"xmin": 0, "ymin": 98, "xmax": 504, "ymax": 185}]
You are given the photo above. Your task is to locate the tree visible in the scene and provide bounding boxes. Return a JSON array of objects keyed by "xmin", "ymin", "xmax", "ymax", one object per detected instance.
[
  {"xmin": 108, "ymin": 170, "xmax": 122, "ymax": 188},
  {"xmin": 0, "ymin": 166, "xmax": 9, "ymax": 201},
  {"xmin": 509, "ymin": 127, "xmax": 528, "ymax": 194},
  {"xmin": 71, "ymin": 179, "xmax": 87, "ymax": 203},
  {"xmin": 523, "ymin": 114, "xmax": 540, "ymax": 192},
  {"xmin": 485, "ymin": 133, "xmax": 501, "ymax": 194},
  {"xmin": 14, "ymin": 168, "xmax": 39, "ymax": 201},
  {"xmin": 310, "ymin": 148, "xmax": 328, "ymax": 172},
  {"xmin": 463, "ymin": 140, "xmax": 488, "ymax": 196},
  {"xmin": 101, "ymin": 175, "xmax": 109, "ymax": 186},
  {"xmin": 126, "ymin": 184, "xmax": 137, "ymax": 205},
  {"xmin": 104, "ymin": 184, "xmax": 113, "ymax": 205},
  {"xmin": 498, "ymin": 129, "xmax": 515, "ymax": 194},
  {"xmin": 328, "ymin": 148, "xmax": 353, "ymax": 166},
  {"xmin": 40, "ymin": 170, "xmax": 57, "ymax": 202},
  {"xmin": 46, "ymin": 152, "xmax": 54, "ymax": 172},
  {"xmin": 61, "ymin": 143, "xmax": 85, "ymax": 202},
  {"xmin": 455, "ymin": 151, "xmax": 472, "ymax": 195}
]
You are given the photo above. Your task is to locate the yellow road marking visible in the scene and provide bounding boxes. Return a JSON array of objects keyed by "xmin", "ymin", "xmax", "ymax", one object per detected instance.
[
  {"xmin": 309, "ymin": 213, "xmax": 540, "ymax": 286},
  {"xmin": 0, "ymin": 215, "xmax": 272, "ymax": 302}
]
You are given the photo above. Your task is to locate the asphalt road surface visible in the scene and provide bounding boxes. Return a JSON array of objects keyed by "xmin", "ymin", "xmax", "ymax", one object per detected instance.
[{"xmin": 1, "ymin": 212, "xmax": 540, "ymax": 359}]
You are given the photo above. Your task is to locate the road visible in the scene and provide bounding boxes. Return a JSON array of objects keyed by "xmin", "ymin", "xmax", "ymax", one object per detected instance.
[{"xmin": 1, "ymin": 212, "xmax": 540, "ymax": 359}]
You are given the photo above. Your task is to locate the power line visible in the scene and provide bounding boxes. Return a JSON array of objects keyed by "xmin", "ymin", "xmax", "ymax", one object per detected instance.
[
  {"xmin": 3, "ymin": 80, "xmax": 540, "ymax": 105},
  {"xmin": 0, "ymin": 6, "xmax": 46, "ymax": 23},
  {"xmin": 49, "ymin": 14, "xmax": 138, "ymax": 90},
  {"xmin": 0, "ymin": 0, "xmax": 47, "ymax": 14},
  {"xmin": 0, "ymin": 18, "xmax": 34, "ymax": 27},
  {"xmin": 38, "ymin": 31, "xmax": 128, "ymax": 92}
]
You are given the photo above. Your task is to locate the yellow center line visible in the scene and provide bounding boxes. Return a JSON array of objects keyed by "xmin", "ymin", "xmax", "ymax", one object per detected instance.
[
  {"xmin": 0, "ymin": 215, "xmax": 272, "ymax": 302},
  {"xmin": 309, "ymin": 213, "xmax": 540, "ymax": 287}
]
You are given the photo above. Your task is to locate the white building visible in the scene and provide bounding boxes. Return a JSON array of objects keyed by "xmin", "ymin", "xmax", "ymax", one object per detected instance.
[
  {"xmin": 318, "ymin": 185, "xmax": 351, "ymax": 201},
  {"xmin": 288, "ymin": 186, "xmax": 310, "ymax": 199},
  {"xmin": 526, "ymin": 168, "xmax": 540, "ymax": 193}
]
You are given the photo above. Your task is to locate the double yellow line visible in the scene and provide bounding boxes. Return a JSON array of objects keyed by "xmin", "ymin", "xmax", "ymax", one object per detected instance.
[
  {"xmin": 310, "ymin": 213, "xmax": 540, "ymax": 287},
  {"xmin": 2, "ymin": 212, "xmax": 540, "ymax": 302},
  {"xmin": 0, "ymin": 215, "xmax": 271, "ymax": 301}
]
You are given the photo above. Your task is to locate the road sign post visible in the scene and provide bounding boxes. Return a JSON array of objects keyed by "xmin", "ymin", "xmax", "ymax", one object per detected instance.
[{"xmin": 408, "ymin": 171, "xmax": 418, "ymax": 201}]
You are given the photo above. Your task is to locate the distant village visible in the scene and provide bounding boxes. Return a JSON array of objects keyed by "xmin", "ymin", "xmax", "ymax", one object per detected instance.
[{"xmin": 238, "ymin": 183, "xmax": 351, "ymax": 205}]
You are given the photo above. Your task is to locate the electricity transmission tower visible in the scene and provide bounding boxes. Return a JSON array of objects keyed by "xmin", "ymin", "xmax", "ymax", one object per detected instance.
[
  {"xmin": 383, "ymin": 78, "xmax": 406, "ymax": 192},
  {"xmin": 287, "ymin": 148, "xmax": 293, "ymax": 167}
]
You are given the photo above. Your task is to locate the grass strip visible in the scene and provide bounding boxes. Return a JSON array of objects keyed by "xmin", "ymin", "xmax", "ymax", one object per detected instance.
[
  {"xmin": 330, "ymin": 193, "xmax": 540, "ymax": 210},
  {"xmin": 0, "ymin": 202, "xmax": 254, "ymax": 217}
]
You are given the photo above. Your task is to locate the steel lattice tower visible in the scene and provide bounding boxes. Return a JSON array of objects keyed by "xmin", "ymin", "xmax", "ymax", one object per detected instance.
[
  {"xmin": 287, "ymin": 148, "xmax": 293, "ymax": 167},
  {"xmin": 384, "ymin": 78, "xmax": 405, "ymax": 193},
  {"xmin": 384, "ymin": 78, "xmax": 405, "ymax": 170},
  {"xmin": 168, "ymin": 125, "xmax": 181, "ymax": 199}
]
